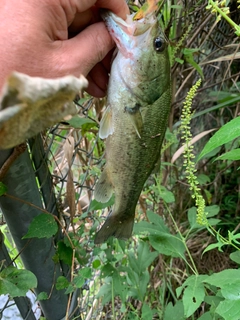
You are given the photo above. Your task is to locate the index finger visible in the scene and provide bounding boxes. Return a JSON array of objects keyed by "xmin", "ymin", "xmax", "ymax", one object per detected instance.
[
  {"xmin": 75, "ymin": 0, "xmax": 129, "ymax": 20},
  {"xmin": 95, "ymin": 0, "xmax": 129, "ymax": 19}
]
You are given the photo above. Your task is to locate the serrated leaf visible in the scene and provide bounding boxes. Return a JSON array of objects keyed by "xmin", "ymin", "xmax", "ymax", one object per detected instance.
[
  {"xmin": 216, "ymin": 299, "xmax": 240, "ymax": 320},
  {"xmin": 0, "ymin": 267, "xmax": 37, "ymax": 298},
  {"xmin": 23, "ymin": 213, "xmax": 58, "ymax": 239},
  {"xmin": 198, "ymin": 117, "xmax": 240, "ymax": 160},
  {"xmin": 216, "ymin": 148, "xmax": 240, "ymax": 161},
  {"xmin": 0, "ymin": 182, "xmax": 7, "ymax": 196}
]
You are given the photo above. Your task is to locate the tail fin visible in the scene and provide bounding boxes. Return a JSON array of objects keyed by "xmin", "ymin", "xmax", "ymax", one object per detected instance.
[{"xmin": 94, "ymin": 214, "xmax": 134, "ymax": 244}]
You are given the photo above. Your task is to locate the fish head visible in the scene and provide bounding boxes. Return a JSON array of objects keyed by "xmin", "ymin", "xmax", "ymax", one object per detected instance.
[{"xmin": 102, "ymin": 6, "xmax": 170, "ymax": 105}]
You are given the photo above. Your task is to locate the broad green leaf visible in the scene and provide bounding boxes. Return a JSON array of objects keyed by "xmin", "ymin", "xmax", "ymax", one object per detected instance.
[
  {"xmin": 180, "ymin": 275, "xmax": 207, "ymax": 318},
  {"xmin": 159, "ymin": 186, "xmax": 175, "ymax": 203},
  {"xmin": 37, "ymin": 292, "xmax": 48, "ymax": 300},
  {"xmin": 112, "ymin": 272, "xmax": 128, "ymax": 302},
  {"xmin": 0, "ymin": 182, "xmax": 7, "ymax": 196},
  {"xmin": 197, "ymin": 174, "xmax": 211, "ymax": 185},
  {"xmin": 73, "ymin": 275, "xmax": 85, "ymax": 288},
  {"xmin": 203, "ymin": 269, "xmax": 240, "ymax": 300},
  {"xmin": 96, "ymin": 281, "xmax": 112, "ymax": 304},
  {"xmin": 197, "ymin": 311, "xmax": 214, "ymax": 320},
  {"xmin": 163, "ymin": 301, "xmax": 185, "ymax": 320},
  {"xmin": 128, "ymin": 241, "xmax": 158, "ymax": 275},
  {"xmin": 216, "ymin": 299, "xmax": 240, "ymax": 320},
  {"xmin": 198, "ymin": 117, "xmax": 240, "ymax": 160},
  {"xmin": 216, "ymin": 148, "xmax": 240, "ymax": 161},
  {"xmin": 79, "ymin": 267, "xmax": 92, "ymax": 279},
  {"xmin": 176, "ymin": 274, "xmax": 208, "ymax": 297},
  {"xmin": 149, "ymin": 233, "xmax": 185, "ymax": 258},
  {"xmin": 0, "ymin": 267, "xmax": 37, "ymax": 298},
  {"xmin": 134, "ymin": 210, "xmax": 170, "ymax": 236},
  {"xmin": 88, "ymin": 195, "xmax": 115, "ymax": 212},
  {"xmin": 206, "ymin": 205, "xmax": 220, "ymax": 217},
  {"xmin": 92, "ymin": 259, "xmax": 101, "ymax": 269},
  {"xmin": 230, "ymin": 251, "xmax": 240, "ymax": 264},
  {"xmin": 66, "ymin": 115, "xmax": 96, "ymax": 128},
  {"xmin": 100, "ymin": 263, "xmax": 115, "ymax": 278},
  {"xmin": 141, "ymin": 303, "xmax": 155, "ymax": 319},
  {"xmin": 23, "ymin": 213, "xmax": 58, "ymax": 239},
  {"xmin": 56, "ymin": 276, "xmax": 69, "ymax": 290},
  {"xmin": 56, "ymin": 240, "xmax": 73, "ymax": 266}
]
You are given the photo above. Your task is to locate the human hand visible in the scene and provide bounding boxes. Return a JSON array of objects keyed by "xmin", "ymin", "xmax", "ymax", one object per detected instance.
[{"xmin": 0, "ymin": 0, "xmax": 129, "ymax": 97}]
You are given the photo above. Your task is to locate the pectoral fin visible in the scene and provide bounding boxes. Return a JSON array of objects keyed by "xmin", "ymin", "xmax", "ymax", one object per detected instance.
[
  {"xmin": 99, "ymin": 105, "xmax": 114, "ymax": 139},
  {"xmin": 125, "ymin": 104, "xmax": 143, "ymax": 138},
  {"xmin": 94, "ymin": 167, "xmax": 113, "ymax": 203}
]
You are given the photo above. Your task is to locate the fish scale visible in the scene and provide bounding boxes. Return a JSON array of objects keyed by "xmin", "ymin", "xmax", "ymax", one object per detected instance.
[{"xmin": 94, "ymin": 7, "xmax": 171, "ymax": 243}]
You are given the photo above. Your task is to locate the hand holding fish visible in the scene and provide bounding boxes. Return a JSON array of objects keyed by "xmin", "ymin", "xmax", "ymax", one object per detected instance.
[{"xmin": 0, "ymin": 0, "xmax": 129, "ymax": 97}]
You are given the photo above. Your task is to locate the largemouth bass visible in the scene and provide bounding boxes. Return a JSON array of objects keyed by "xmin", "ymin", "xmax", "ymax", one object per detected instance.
[{"xmin": 94, "ymin": 4, "xmax": 171, "ymax": 244}]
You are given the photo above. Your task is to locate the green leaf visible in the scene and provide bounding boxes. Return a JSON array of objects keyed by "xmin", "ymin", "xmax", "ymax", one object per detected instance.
[
  {"xmin": 0, "ymin": 267, "xmax": 37, "ymax": 298},
  {"xmin": 92, "ymin": 259, "xmax": 101, "ymax": 269},
  {"xmin": 159, "ymin": 186, "xmax": 175, "ymax": 203},
  {"xmin": 100, "ymin": 263, "xmax": 116, "ymax": 278},
  {"xmin": 37, "ymin": 292, "xmax": 48, "ymax": 300},
  {"xmin": 23, "ymin": 213, "xmax": 58, "ymax": 239},
  {"xmin": 230, "ymin": 251, "xmax": 240, "ymax": 264},
  {"xmin": 203, "ymin": 269, "xmax": 240, "ymax": 301},
  {"xmin": 198, "ymin": 117, "xmax": 240, "ymax": 160},
  {"xmin": 163, "ymin": 301, "xmax": 185, "ymax": 320},
  {"xmin": 128, "ymin": 241, "xmax": 158, "ymax": 275},
  {"xmin": 197, "ymin": 311, "xmax": 214, "ymax": 320},
  {"xmin": 57, "ymin": 240, "xmax": 73, "ymax": 265},
  {"xmin": 178, "ymin": 275, "xmax": 208, "ymax": 318},
  {"xmin": 216, "ymin": 299, "xmax": 240, "ymax": 320},
  {"xmin": 66, "ymin": 115, "xmax": 96, "ymax": 129},
  {"xmin": 141, "ymin": 303, "xmax": 155, "ymax": 319},
  {"xmin": 88, "ymin": 195, "xmax": 115, "ymax": 212},
  {"xmin": 0, "ymin": 182, "xmax": 7, "ymax": 196},
  {"xmin": 134, "ymin": 210, "xmax": 170, "ymax": 236},
  {"xmin": 216, "ymin": 148, "xmax": 240, "ymax": 161},
  {"xmin": 149, "ymin": 233, "xmax": 185, "ymax": 258},
  {"xmin": 73, "ymin": 275, "xmax": 85, "ymax": 288},
  {"xmin": 56, "ymin": 276, "xmax": 69, "ymax": 290},
  {"xmin": 79, "ymin": 267, "xmax": 92, "ymax": 279}
]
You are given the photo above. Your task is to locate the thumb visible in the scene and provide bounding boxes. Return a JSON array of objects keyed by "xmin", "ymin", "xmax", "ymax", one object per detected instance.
[{"xmin": 53, "ymin": 21, "xmax": 114, "ymax": 77}]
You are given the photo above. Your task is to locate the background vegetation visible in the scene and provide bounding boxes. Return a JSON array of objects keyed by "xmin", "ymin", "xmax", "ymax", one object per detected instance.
[{"xmin": 0, "ymin": 0, "xmax": 240, "ymax": 319}]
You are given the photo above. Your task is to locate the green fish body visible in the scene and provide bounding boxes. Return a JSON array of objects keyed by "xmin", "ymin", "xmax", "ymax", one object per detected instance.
[{"xmin": 94, "ymin": 9, "xmax": 171, "ymax": 243}]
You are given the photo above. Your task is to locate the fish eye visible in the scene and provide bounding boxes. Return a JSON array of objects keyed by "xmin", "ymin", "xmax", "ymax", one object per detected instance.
[{"xmin": 153, "ymin": 37, "xmax": 165, "ymax": 52}]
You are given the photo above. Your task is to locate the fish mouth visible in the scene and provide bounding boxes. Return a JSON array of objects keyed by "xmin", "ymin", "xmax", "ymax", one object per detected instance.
[{"xmin": 101, "ymin": 10, "xmax": 157, "ymax": 56}]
